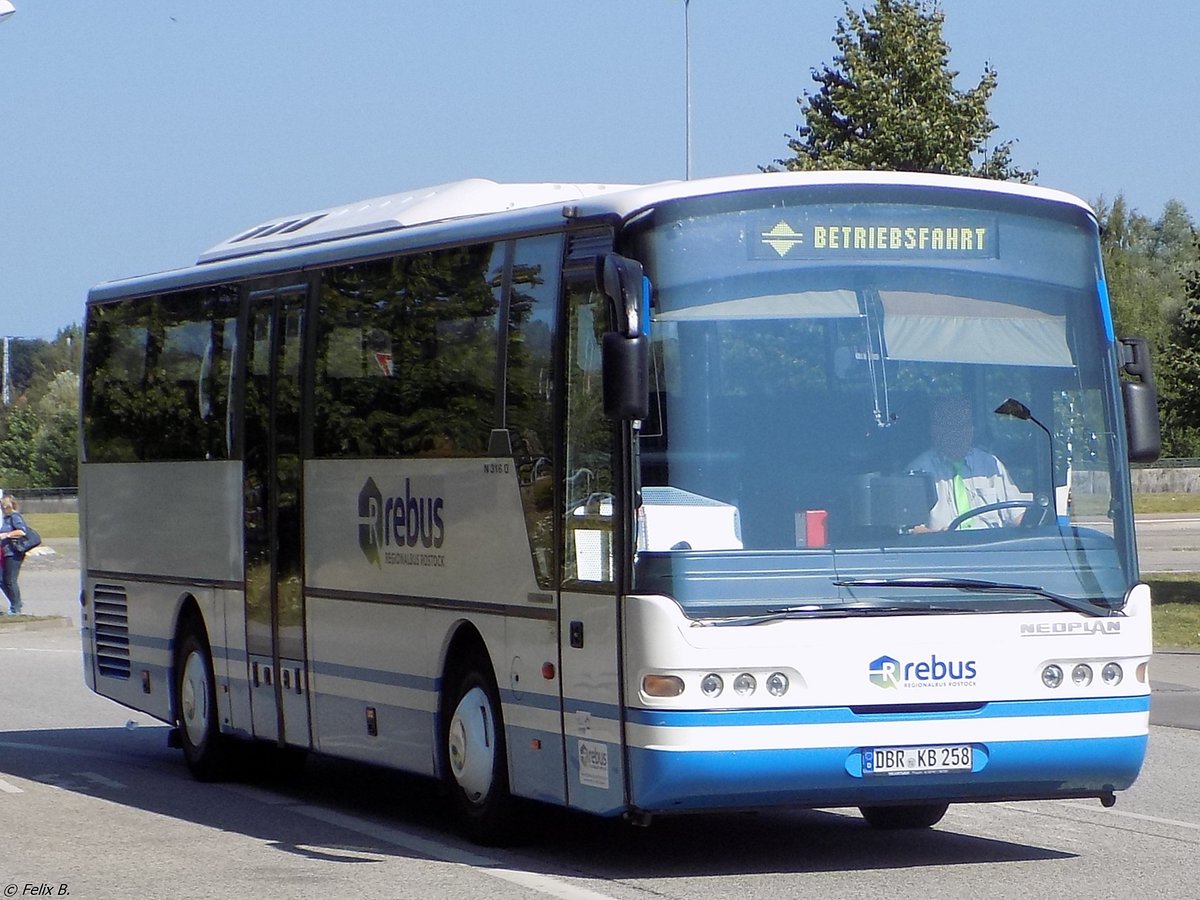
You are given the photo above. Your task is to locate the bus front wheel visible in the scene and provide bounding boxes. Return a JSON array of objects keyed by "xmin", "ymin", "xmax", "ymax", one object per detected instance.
[
  {"xmin": 174, "ymin": 627, "xmax": 231, "ymax": 782},
  {"xmin": 859, "ymin": 802, "xmax": 949, "ymax": 829},
  {"xmin": 442, "ymin": 660, "xmax": 518, "ymax": 844}
]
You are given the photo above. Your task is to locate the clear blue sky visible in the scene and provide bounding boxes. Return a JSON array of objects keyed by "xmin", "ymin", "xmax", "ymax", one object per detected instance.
[{"xmin": 2, "ymin": 1, "xmax": 1197, "ymax": 339}]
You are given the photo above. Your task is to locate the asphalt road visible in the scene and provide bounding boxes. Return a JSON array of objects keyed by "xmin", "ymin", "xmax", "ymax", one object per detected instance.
[{"xmin": 1133, "ymin": 513, "xmax": 1200, "ymax": 573}]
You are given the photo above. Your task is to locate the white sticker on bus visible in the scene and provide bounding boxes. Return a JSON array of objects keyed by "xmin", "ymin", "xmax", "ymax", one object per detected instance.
[{"xmin": 578, "ymin": 740, "xmax": 609, "ymax": 790}]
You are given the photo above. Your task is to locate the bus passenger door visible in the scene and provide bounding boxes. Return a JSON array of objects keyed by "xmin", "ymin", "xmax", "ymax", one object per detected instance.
[
  {"xmin": 558, "ymin": 275, "xmax": 627, "ymax": 815},
  {"xmin": 243, "ymin": 287, "xmax": 311, "ymax": 749}
]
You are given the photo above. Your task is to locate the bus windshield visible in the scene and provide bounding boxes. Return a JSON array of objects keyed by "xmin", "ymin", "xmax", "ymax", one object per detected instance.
[{"xmin": 626, "ymin": 185, "xmax": 1135, "ymax": 617}]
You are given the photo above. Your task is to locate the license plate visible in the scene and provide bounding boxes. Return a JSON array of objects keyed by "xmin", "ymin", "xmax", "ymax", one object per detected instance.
[{"xmin": 863, "ymin": 744, "xmax": 973, "ymax": 775}]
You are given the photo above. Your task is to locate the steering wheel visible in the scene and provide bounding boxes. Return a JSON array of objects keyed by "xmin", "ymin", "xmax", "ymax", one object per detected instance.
[{"xmin": 945, "ymin": 496, "xmax": 1053, "ymax": 532}]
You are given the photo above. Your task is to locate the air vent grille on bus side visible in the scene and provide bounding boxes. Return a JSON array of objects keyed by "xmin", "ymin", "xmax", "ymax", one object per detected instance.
[
  {"xmin": 93, "ymin": 583, "xmax": 131, "ymax": 679},
  {"xmin": 566, "ymin": 228, "xmax": 614, "ymax": 261}
]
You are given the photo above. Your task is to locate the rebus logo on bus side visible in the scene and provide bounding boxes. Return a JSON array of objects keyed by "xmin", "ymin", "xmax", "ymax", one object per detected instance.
[{"xmin": 358, "ymin": 476, "xmax": 446, "ymax": 567}]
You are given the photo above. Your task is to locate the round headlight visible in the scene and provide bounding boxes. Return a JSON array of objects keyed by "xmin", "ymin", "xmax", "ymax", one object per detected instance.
[
  {"xmin": 700, "ymin": 673, "xmax": 724, "ymax": 697},
  {"xmin": 766, "ymin": 672, "xmax": 790, "ymax": 697},
  {"xmin": 733, "ymin": 673, "xmax": 757, "ymax": 696},
  {"xmin": 1042, "ymin": 664, "xmax": 1064, "ymax": 689},
  {"xmin": 1102, "ymin": 662, "xmax": 1123, "ymax": 686},
  {"xmin": 1071, "ymin": 663, "xmax": 1093, "ymax": 687}
]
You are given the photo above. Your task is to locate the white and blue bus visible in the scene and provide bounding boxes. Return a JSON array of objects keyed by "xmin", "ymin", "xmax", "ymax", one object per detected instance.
[{"xmin": 80, "ymin": 172, "xmax": 1161, "ymax": 841}]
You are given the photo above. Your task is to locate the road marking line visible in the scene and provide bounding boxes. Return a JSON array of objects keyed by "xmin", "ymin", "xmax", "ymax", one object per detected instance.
[
  {"xmin": 0, "ymin": 777, "xmax": 24, "ymax": 793},
  {"xmin": 1060, "ymin": 802, "xmax": 1200, "ymax": 831},
  {"xmin": 295, "ymin": 805, "xmax": 619, "ymax": 900},
  {"xmin": 0, "ymin": 647, "xmax": 78, "ymax": 653}
]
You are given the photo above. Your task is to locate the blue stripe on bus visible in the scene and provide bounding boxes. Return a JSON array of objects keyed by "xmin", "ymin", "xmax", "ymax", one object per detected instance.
[
  {"xmin": 624, "ymin": 694, "xmax": 1149, "ymax": 728},
  {"xmin": 122, "ymin": 633, "xmax": 172, "ymax": 653},
  {"xmin": 628, "ymin": 733, "xmax": 1147, "ymax": 812},
  {"xmin": 310, "ymin": 659, "xmax": 439, "ymax": 692},
  {"xmin": 500, "ymin": 688, "xmax": 561, "ymax": 712},
  {"xmin": 1098, "ymin": 278, "xmax": 1116, "ymax": 342}
]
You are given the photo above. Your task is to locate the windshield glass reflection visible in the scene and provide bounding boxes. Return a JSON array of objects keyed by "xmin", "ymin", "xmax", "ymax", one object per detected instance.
[{"xmin": 626, "ymin": 187, "xmax": 1133, "ymax": 616}]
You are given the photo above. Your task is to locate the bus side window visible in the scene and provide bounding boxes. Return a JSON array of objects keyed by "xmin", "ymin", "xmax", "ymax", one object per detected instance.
[
  {"xmin": 505, "ymin": 235, "xmax": 564, "ymax": 589},
  {"xmin": 313, "ymin": 244, "xmax": 503, "ymax": 458},
  {"xmin": 82, "ymin": 288, "xmax": 237, "ymax": 463},
  {"xmin": 562, "ymin": 280, "xmax": 616, "ymax": 585}
]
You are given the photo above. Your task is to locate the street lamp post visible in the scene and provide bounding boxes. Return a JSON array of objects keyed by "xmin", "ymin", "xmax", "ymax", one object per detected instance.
[
  {"xmin": 684, "ymin": 0, "xmax": 692, "ymax": 180},
  {"xmin": 2, "ymin": 337, "xmax": 9, "ymax": 406},
  {"xmin": 2, "ymin": 1, "xmax": 17, "ymax": 401}
]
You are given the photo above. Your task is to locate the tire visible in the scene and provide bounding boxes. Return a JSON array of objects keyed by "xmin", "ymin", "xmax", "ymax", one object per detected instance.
[
  {"xmin": 175, "ymin": 627, "xmax": 232, "ymax": 782},
  {"xmin": 859, "ymin": 802, "xmax": 950, "ymax": 829},
  {"xmin": 442, "ymin": 660, "xmax": 518, "ymax": 844}
]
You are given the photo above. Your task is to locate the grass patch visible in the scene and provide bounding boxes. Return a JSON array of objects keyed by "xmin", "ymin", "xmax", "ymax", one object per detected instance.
[
  {"xmin": 1134, "ymin": 493, "xmax": 1200, "ymax": 515},
  {"xmin": 22, "ymin": 512, "xmax": 79, "ymax": 540},
  {"xmin": 1147, "ymin": 574, "xmax": 1200, "ymax": 649},
  {"xmin": 1152, "ymin": 605, "xmax": 1200, "ymax": 650}
]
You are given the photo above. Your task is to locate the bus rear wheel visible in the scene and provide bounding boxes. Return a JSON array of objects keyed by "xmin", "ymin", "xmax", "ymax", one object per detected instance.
[
  {"xmin": 442, "ymin": 661, "xmax": 518, "ymax": 844},
  {"xmin": 175, "ymin": 628, "xmax": 232, "ymax": 782},
  {"xmin": 858, "ymin": 802, "xmax": 949, "ymax": 829}
]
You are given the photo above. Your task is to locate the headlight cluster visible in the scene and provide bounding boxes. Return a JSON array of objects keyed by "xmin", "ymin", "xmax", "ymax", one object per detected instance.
[
  {"xmin": 642, "ymin": 669, "xmax": 793, "ymax": 700},
  {"xmin": 1041, "ymin": 661, "xmax": 1126, "ymax": 689}
]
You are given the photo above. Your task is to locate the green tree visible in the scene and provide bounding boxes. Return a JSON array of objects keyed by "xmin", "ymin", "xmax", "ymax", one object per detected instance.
[
  {"xmin": 1097, "ymin": 194, "xmax": 1199, "ymax": 455},
  {"xmin": 0, "ymin": 326, "xmax": 82, "ymax": 487},
  {"xmin": 1098, "ymin": 194, "xmax": 1172, "ymax": 350},
  {"xmin": 31, "ymin": 371, "xmax": 80, "ymax": 487},
  {"xmin": 1158, "ymin": 231, "xmax": 1200, "ymax": 457},
  {"xmin": 769, "ymin": 0, "xmax": 1034, "ymax": 181},
  {"xmin": 5, "ymin": 326, "xmax": 81, "ymax": 403},
  {"xmin": 0, "ymin": 403, "xmax": 39, "ymax": 488}
]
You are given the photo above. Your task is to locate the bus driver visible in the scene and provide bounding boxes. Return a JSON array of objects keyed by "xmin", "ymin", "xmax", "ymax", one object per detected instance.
[{"xmin": 908, "ymin": 397, "xmax": 1027, "ymax": 531}]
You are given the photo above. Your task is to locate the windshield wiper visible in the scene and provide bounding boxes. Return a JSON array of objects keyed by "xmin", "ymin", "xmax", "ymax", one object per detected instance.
[
  {"xmin": 833, "ymin": 576, "xmax": 1116, "ymax": 618},
  {"xmin": 694, "ymin": 601, "xmax": 976, "ymax": 627}
]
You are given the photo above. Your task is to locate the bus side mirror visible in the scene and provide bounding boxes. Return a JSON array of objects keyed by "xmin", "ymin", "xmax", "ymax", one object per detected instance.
[
  {"xmin": 602, "ymin": 332, "xmax": 649, "ymax": 420},
  {"xmin": 599, "ymin": 254, "xmax": 648, "ymax": 338},
  {"xmin": 1119, "ymin": 336, "xmax": 1161, "ymax": 463},
  {"xmin": 598, "ymin": 253, "xmax": 651, "ymax": 419}
]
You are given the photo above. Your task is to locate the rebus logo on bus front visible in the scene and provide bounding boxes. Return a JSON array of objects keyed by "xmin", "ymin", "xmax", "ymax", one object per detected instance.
[
  {"xmin": 358, "ymin": 476, "xmax": 447, "ymax": 567},
  {"xmin": 869, "ymin": 654, "xmax": 978, "ymax": 689}
]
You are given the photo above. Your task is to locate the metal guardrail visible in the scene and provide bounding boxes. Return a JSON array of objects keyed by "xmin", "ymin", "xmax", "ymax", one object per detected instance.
[
  {"xmin": 1135, "ymin": 458, "xmax": 1200, "ymax": 469},
  {"xmin": 5, "ymin": 487, "xmax": 77, "ymax": 500}
]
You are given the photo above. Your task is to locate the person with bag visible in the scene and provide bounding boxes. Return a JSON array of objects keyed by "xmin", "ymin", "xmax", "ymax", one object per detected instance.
[{"xmin": 0, "ymin": 494, "xmax": 37, "ymax": 615}]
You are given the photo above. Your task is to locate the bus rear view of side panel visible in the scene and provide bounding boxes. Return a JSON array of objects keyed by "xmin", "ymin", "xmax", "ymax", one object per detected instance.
[{"xmin": 80, "ymin": 287, "xmax": 247, "ymax": 733}]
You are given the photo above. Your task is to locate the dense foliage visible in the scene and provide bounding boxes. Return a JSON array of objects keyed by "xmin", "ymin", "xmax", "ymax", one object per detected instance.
[
  {"xmin": 767, "ymin": 0, "xmax": 1035, "ymax": 182},
  {"xmin": 0, "ymin": 326, "xmax": 81, "ymax": 488},
  {"xmin": 1138, "ymin": 219, "xmax": 1200, "ymax": 457}
]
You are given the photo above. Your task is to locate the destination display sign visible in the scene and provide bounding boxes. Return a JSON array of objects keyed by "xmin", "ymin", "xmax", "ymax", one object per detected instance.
[{"xmin": 754, "ymin": 208, "xmax": 999, "ymax": 261}]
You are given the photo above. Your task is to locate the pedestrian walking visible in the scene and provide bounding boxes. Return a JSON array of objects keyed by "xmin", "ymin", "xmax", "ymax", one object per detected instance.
[{"xmin": 0, "ymin": 494, "xmax": 30, "ymax": 615}]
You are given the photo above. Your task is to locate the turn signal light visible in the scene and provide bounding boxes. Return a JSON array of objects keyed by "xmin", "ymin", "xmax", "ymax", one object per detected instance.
[{"xmin": 642, "ymin": 674, "xmax": 685, "ymax": 697}]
